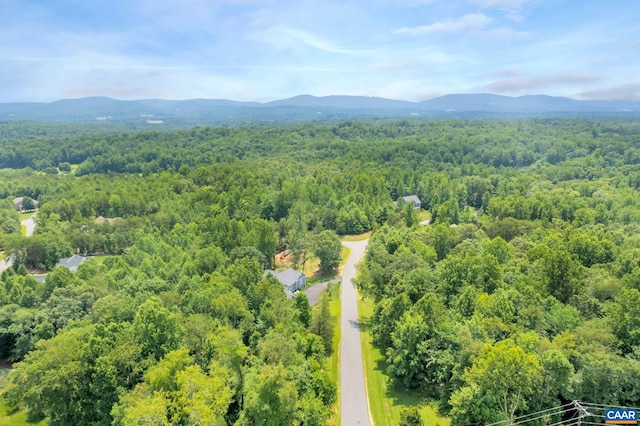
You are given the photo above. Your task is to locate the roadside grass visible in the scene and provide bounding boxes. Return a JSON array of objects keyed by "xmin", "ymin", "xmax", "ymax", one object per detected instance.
[
  {"xmin": 0, "ymin": 252, "xmax": 4, "ymax": 262},
  {"xmin": 341, "ymin": 232, "xmax": 371, "ymax": 242},
  {"xmin": 340, "ymin": 246, "xmax": 351, "ymax": 265},
  {"xmin": 20, "ymin": 225, "xmax": 26, "ymax": 237},
  {"xmin": 358, "ymin": 295, "xmax": 450, "ymax": 426},
  {"xmin": 326, "ymin": 282, "xmax": 341, "ymax": 425}
]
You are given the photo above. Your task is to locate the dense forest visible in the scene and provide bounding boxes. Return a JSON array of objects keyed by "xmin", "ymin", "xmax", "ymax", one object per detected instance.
[{"xmin": 1, "ymin": 118, "xmax": 640, "ymax": 425}]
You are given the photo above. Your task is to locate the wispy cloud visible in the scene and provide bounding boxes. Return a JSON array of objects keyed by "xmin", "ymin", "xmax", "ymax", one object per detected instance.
[
  {"xmin": 469, "ymin": 0, "xmax": 534, "ymax": 21},
  {"xmin": 486, "ymin": 73, "xmax": 600, "ymax": 93},
  {"xmin": 492, "ymin": 67, "xmax": 524, "ymax": 78},
  {"xmin": 576, "ymin": 82, "xmax": 640, "ymax": 101},
  {"xmin": 1, "ymin": 0, "xmax": 638, "ymax": 102},
  {"xmin": 368, "ymin": 60, "xmax": 422, "ymax": 70},
  {"xmin": 394, "ymin": 13, "xmax": 492, "ymax": 36},
  {"xmin": 470, "ymin": 0, "xmax": 533, "ymax": 8},
  {"xmin": 379, "ymin": 0, "xmax": 439, "ymax": 6},
  {"xmin": 249, "ymin": 26, "xmax": 363, "ymax": 55}
]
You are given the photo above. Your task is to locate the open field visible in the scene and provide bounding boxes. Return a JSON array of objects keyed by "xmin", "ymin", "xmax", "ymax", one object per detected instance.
[{"xmin": 358, "ymin": 296, "xmax": 450, "ymax": 426}]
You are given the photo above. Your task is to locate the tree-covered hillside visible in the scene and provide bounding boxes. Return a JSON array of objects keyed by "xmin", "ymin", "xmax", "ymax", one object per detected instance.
[{"xmin": 1, "ymin": 118, "xmax": 640, "ymax": 425}]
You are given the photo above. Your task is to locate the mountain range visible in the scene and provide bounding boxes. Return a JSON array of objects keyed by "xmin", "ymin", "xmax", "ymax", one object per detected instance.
[{"xmin": 1, "ymin": 94, "xmax": 639, "ymax": 123}]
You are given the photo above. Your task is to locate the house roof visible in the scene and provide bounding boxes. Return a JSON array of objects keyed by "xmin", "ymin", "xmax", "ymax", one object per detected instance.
[
  {"xmin": 264, "ymin": 268, "xmax": 305, "ymax": 288},
  {"xmin": 95, "ymin": 216, "xmax": 119, "ymax": 224},
  {"xmin": 56, "ymin": 255, "xmax": 87, "ymax": 272},
  {"xmin": 402, "ymin": 195, "xmax": 421, "ymax": 204},
  {"xmin": 13, "ymin": 197, "xmax": 23, "ymax": 204}
]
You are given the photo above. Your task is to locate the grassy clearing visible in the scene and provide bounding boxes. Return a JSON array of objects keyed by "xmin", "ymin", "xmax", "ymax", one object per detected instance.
[
  {"xmin": 358, "ymin": 296, "xmax": 450, "ymax": 426},
  {"xmin": 0, "ymin": 398, "xmax": 48, "ymax": 426},
  {"xmin": 418, "ymin": 210, "xmax": 431, "ymax": 222},
  {"xmin": 18, "ymin": 213, "xmax": 34, "ymax": 221},
  {"xmin": 86, "ymin": 254, "xmax": 119, "ymax": 265},
  {"xmin": 306, "ymin": 246, "xmax": 351, "ymax": 286},
  {"xmin": 0, "ymin": 368, "xmax": 47, "ymax": 426},
  {"xmin": 0, "ymin": 252, "xmax": 4, "ymax": 262},
  {"xmin": 20, "ymin": 225, "xmax": 26, "ymax": 237},
  {"xmin": 341, "ymin": 232, "xmax": 371, "ymax": 242}
]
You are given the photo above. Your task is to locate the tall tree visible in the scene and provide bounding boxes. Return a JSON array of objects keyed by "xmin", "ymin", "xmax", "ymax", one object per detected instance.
[{"xmin": 312, "ymin": 230, "xmax": 342, "ymax": 275}]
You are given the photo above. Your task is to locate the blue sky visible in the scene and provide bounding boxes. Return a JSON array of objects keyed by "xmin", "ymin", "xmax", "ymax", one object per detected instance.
[{"xmin": 2, "ymin": 0, "xmax": 639, "ymax": 102}]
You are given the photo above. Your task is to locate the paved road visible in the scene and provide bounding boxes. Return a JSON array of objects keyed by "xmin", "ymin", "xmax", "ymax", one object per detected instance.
[{"xmin": 340, "ymin": 239, "xmax": 371, "ymax": 426}]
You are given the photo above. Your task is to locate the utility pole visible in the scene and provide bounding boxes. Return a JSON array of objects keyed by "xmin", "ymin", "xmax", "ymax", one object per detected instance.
[{"xmin": 572, "ymin": 400, "xmax": 591, "ymax": 425}]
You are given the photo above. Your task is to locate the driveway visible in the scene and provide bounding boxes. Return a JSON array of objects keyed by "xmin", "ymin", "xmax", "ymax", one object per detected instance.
[
  {"xmin": 0, "ymin": 258, "xmax": 11, "ymax": 273},
  {"xmin": 340, "ymin": 239, "xmax": 371, "ymax": 426},
  {"xmin": 0, "ymin": 212, "xmax": 38, "ymax": 274},
  {"xmin": 303, "ymin": 278, "xmax": 341, "ymax": 306},
  {"xmin": 21, "ymin": 212, "xmax": 37, "ymax": 237}
]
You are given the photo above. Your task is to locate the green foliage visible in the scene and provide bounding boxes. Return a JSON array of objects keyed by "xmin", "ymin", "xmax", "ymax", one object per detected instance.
[
  {"xmin": 133, "ymin": 297, "xmax": 181, "ymax": 361},
  {"xmin": 293, "ymin": 292, "xmax": 312, "ymax": 328},
  {"xmin": 399, "ymin": 406, "xmax": 424, "ymax": 426},
  {"xmin": 310, "ymin": 297, "xmax": 334, "ymax": 355},
  {"xmin": 4, "ymin": 118, "xmax": 640, "ymax": 424},
  {"xmin": 312, "ymin": 230, "xmax": 342, "ymax": 274},
  {"xmin": 239, "ymin": 364, "xmax": 298, "ymax": 426}
]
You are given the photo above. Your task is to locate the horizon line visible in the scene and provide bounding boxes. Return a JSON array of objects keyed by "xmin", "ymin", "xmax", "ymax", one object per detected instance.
[{"xmin": 1, "ymin": 92, "xmax": 637, "ymax": 105}]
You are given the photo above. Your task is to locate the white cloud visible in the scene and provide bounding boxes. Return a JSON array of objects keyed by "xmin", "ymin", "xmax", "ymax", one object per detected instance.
[{"xmin": 394, "ymin": 13, "xmax": 492, "ymax": 36}]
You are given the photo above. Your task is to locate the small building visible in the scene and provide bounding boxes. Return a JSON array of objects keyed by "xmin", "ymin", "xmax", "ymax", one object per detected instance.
[
  {"xmin": 264, "ymin": 268, "xmax": 306, "ymax": 298},
  {"xmin": 56, "ymin": 255, "xmax": 87, "ymax": 273},
  {"xmin": 12, "ymin": 197, "xmax": 38, "ymax": 212},
  {"xmin": 402, "ymin": 195, "xmax": 422, "ymax": 210},
  {"xmin": 95, "ymin": 216, "xmax": 119, "ymax": 225},
  {"xmin": 13, "ymin": 197, "xmax": 23, "ymax": 211}
]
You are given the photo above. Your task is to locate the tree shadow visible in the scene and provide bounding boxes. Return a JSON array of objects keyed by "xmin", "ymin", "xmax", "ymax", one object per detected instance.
[{"xmin": 358, "ymin": 315, "xmax": 371, "ymax": 332}]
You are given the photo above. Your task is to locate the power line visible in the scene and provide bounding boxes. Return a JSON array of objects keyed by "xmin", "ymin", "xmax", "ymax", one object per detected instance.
[
  {"xmin": 486, "ymin": 400, "xmax": 640, "ymax": 426},
  {"xmin": 486, "ymin": 402, "xmax": 574, "ymax": 426}
]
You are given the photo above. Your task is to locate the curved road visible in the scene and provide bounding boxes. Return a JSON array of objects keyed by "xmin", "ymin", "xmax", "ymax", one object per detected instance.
[{"xmin": 340, "ymin": 239, "xmax": 371, "ymax": 426}]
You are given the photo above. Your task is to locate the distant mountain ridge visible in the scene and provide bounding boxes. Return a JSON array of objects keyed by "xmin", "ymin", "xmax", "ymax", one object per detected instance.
[{"xmin": 1, "ymin": 93, "xmax": 639, "ymax": 123}]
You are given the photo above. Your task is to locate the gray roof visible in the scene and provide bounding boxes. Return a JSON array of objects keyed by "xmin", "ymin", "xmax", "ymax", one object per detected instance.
[
  {"xmin": 264, "ymin": 268, "xmax": 304, "ymax": 288},
  {"xmin": 402, "ymin": 195, "xmax": 421, "ymax": 204},
  {"xmin": 56, "ymin": 255, "xmax": 87, "ymax": 272}
]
